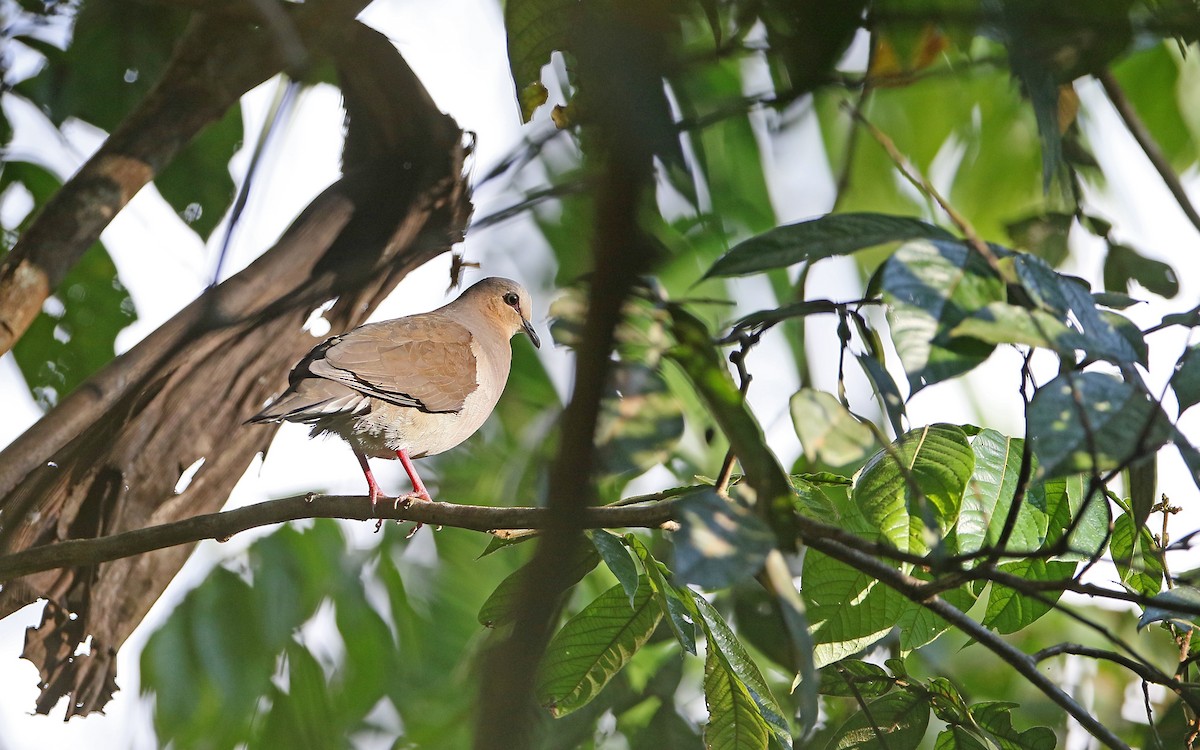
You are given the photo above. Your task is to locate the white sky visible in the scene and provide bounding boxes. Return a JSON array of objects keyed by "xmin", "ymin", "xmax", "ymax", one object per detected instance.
[{"xmin": 1, "ymin": 2, "xmax": 1200, "ymax": 748}]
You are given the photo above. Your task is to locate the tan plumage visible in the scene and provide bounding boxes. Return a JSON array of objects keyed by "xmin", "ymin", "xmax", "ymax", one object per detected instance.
[{"xmin": 249, "ymin": 277, "xmax": 540, "ymax": 511}]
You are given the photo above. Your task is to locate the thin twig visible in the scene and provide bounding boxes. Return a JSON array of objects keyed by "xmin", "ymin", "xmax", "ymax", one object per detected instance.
[{"xmin": 1098, "ymin": 69, "xmax": 1200, "ymax": 238}]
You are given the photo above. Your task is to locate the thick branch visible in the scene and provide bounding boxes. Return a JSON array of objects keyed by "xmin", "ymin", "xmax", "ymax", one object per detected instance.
[
  {"xmin": 0, "ymin": 0, "xmax": 371, "ymax": 357},
  {"xmin": 0, "ymin": 496, "xmax": 680, "ymax": 583}
]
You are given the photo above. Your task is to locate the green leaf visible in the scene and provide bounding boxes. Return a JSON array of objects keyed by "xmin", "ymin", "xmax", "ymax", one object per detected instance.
[
  {"xmin": 1028, "ymin": 372, "xmax": 1169, "ymax": 479},
  {"xmin": 504, "ymin": 0, "xmax": 576, "ymax": 121},
  {"xmin": 791, "ymin": 389, "xmax": 879, "ymax": 472},
  {"xmin": 704, "ymin": 212, "xmax": 955, "ymax": 278},
  {"xmin": 855, "ymin": 352, "xmax": 906, "ymax": 436},
  {"xmin": 626, "ymin": 535, "xmax": 699, "ymax": 655},
  {"xmin": 1113, "ymin": 43, "xmax": 1197, "ymax": 172},
  {"xmin": 895, "ymin": 567, "xmax": 977, "ymax": 651},
  {"xmin": 1172, "ymin": 344, "xmax": 1200, "ymax": 414},
  {"xmin": 804, "ymin": 549, "xmax": 903, "ymax": 668},
  {"xmin": 1006, "ymin": 212, "xmax": 1072, "ymax": 267},
  {"xmin": 949, "ymin": 302, "xmax": 1079, "ymax": 356},
  {"xmin": 1104, "ymin": 242, "xmax": 1179, "ymax": 299},
  {"xmin": 478, "ymin": 543, "xmax": 599, "ymax": 627},
  {"xmin": 853, "ymin": 424, "xmax": 974, "ymax": 554},
  {"xmin": 1110, "ymin": 511, "xmax": 1164, "ymax": 600},
  {"xmin": 970, "ymin": 701, "xmax": 1057, "ymax": 750},
  {"xmin": 257, "ymin": 643, "xmax": 342, "ymax": 749},
  {"xmin": 817, "ymin": 660, "xmax": 896, "ymax": 698},
  {"xmin": 695, "ymin": 596, "xmax": 792, "ymax": 748},
  {"xmin": 881, "ymin": 239, "xmax": 1003, "ymax": 393},
  {"xmin": 16, "ymin": 0, "xmax": 188, "ymax": 130},
  {"xmin": 538, "ymin": 578, "xmax": 662, "ymax": 717},
  {"xmin": 982, "ymin": 558, "xmax": 1076, "ymax": 634},
  {"xmin": 672, "ymin": 489, "xmax": 776, "ymax": 590},
  {"xmin": 1040, "ymin": 473, "xmax": 1110, "ymax": 561},
  {"xmin": 935, "ymin": 727, "xmax": 991, "ymax": 750},
  {"xmin": 155, "ymin": 104, "xmax": 241, "ymax": 240},
  {"xmin": 958, "ymin": 430, "xmax": 1046, "ymax": 556},
  {"xmin": 823, "ymin": 690, "xmax": 930, "ymax": 750},
  {"xmin": 703, "ymin": 644, "xmax": 771, "ymax": 750},
  {"xmin": 1138, "ymin": 586, "xmax": 1200, "ymax": 631},
  {"xmin": 596, "ymin": 362, "xmax": 685, "ymax": 490},
  {"xmin": 590, "ymin": 529, "xmax": 640, "ymax": 605}
]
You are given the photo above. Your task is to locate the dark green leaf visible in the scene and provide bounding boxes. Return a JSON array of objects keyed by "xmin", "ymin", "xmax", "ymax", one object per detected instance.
[
  {"xmin": 1138, "ymin": 586, "xmax": 1200, "ymax": 631},
  {"xmin": 823, "ymin": 690, "xmax": 930, "ymax": 750},
  {"xmin": 982, "ymin": 558, "xmax": 1076, "ymax": 633},
  {"xmin": 504, "ymin": 0, "xmax": 576, "ymax": 121},
  {"xmin": 257, "ymin": 643, "xmax": 343, "ymax": 749},
  {"xmin": 970, "ymin": 701, "xmax": 1057, "ymax": 750},
  {"xmin": 881, "ymin": 239, "xmax": 1003, "ymax": 393},
  {"xmin": 672, "ymin": 489, "xmax": 775, "ymax": 589},
  {"xmin": 1005, "ymin": 212, "xmax": 1072, "ymax": 267},
  {"xmin": 478, "ymin": 544, "xmax": 598, "ymax": 627},
  {"xmin": 854, "ymin": 424, "xmax": 974, "ymax": 554},
  {"xmin": 817, "ymin": 660, "xmax": 896, "ymax": 698},
  {"xmin": 1110, "ymin": 511, "xmax": 1164, "ymax": 599},
  {"xmin": 596, "ymin": 362, "xmax": 684, "ymax": 490},
  {"xmin": 626, "ymin": 535, "xmax": 698, "ymax": 655},
  {"xmin": 155, "ymin": 104, "xmax": 242, "ymax": 240},
  {"xmin": 1172, "ymin": 344, "xmax": 1200, "ymax": 414},
  {"xmin": 935, "ymin": 726, "xmax": 991, "ymax": 750},
  {"xmin": 1028, "ymin": 372, "xmax": 1169, "ymax": 479},
  {"xmin": 590, "ymin": 529, "xmax": 640, "ymax": 605},
  {"xmin": 1104, "ymin": 242, "xmax": 1179, "ymax": 299},
  {"xmin": 855, "ymin": 352, "xmax": 906, "ymax": 436},
  {"xmin": 538, "ymin": 579, "xmax": 662, "ymax": 717},
  {"xmin": 705, "ymin": 212, "xmax": 954, "ymax": 279}
]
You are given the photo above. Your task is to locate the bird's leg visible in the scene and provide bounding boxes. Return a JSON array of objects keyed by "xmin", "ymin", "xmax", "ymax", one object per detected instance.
[
  {"xmin": 395, "ymin": 448, "xmax": 434, "ymax": 537},
  {"xmin": 353, "ymin": 450, "xmax": 386, "ymax": 532},
  {"xmin": 395, "ymin": 448, "xmax": 434, "ymax": 504}
]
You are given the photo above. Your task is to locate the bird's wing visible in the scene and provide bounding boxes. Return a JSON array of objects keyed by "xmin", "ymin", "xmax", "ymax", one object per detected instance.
[{"xmin": 315, "ymin": 313, "xmax": 478, "ymax": 414}]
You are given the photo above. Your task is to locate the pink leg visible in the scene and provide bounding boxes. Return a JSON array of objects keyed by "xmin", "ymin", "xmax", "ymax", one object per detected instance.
[
  {"xmin": 396, "ymin": 448, "xmax": 433, "ymax": 502},
  {"xmin": 354, "ymin": 450, "xmax": 385, "ymax": 509}
]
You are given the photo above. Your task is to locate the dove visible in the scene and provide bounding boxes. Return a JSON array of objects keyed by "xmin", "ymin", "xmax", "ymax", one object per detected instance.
[{"xmin": 249, "ymin": 277, "xmax": 540, "ymax": 518}]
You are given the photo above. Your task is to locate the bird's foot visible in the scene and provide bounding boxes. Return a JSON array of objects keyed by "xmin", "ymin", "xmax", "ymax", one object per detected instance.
[{"xmin": 395, "ymin": 491, "xmax": 433, "ymax": 537}]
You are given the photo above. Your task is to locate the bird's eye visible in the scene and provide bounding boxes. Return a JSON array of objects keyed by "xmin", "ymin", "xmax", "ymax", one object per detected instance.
[{"xmin": 503, "ymin": 292, "xmax": 519, "ymax": 307}]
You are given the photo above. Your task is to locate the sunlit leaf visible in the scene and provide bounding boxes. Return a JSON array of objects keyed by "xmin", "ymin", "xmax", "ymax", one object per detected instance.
[
  {"xmin": 854, "ymin": 424, "xmax": 974, "ymax": 554},
  {"xmin": 695, "ymin": 596, "xmax": 792, "ymax": 748},
  {"xmin": 791, "ymin": 388, "xmax": 879, "ymax": 472},
  {"xmin": 703, "ymin": 644, "xmax": 770, "ymax": 750},
  {"xmin": 538, "ymin": 578, "xmax": 662, "ymax": 717},
  {"xmin": 881, "ymin": 240, "xmax": 1003, "ymax": 393},
  {"xmin": 1110, "ymin": 511, "xmax": 1164, "ymax": 599},
  {"xmin": 957, "ymin": 430, "xmax": 1046, "ymax": 557},
  {"xmin": 982, "ymin": 558, "xmax": 1076, "ymax": 634}
]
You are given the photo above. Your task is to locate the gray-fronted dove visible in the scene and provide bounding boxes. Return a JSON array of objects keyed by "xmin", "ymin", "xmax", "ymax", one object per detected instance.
[{"xmin": 249, "ymin": 277, "xmax": 540, "ymax": 516}]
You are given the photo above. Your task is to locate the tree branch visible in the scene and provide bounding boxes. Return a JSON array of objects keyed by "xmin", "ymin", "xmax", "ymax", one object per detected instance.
[
  {"xmin": 0, "ymin": 495, "xmax": 681, "ymax": 584},
  {"xmin": 1098, "ymin": 68, "xmax": 1200, "ymax": 238}
]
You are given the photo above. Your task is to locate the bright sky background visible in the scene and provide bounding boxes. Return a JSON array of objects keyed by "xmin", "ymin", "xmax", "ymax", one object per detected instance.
[{"xmin": 1, "ymin": 2, "xmax": 1199, "ymax": 748}]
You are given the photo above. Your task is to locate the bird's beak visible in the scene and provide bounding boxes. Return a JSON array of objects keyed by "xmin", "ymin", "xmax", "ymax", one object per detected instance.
[{"xmin": 522, "ymin": 317, "xmax": 541, "ymax": 348}]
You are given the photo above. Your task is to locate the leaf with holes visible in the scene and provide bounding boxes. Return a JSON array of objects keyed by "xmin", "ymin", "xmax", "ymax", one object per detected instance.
[{"xmin": 537, "ymin": 578, "xmax": 661, "ymax": 717}]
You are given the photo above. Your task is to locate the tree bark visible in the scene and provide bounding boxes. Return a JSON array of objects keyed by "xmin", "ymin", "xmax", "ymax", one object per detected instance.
[
  {"xmin": 0, "ymin": 0, "xmax": 372, "ymax": 359},
  {"xmin": 0, "ymin": 21, "xmax": 468, "ymax": 718}
]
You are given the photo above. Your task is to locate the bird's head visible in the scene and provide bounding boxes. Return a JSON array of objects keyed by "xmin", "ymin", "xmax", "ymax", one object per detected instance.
[{"xmin": 462, "ymin": 277, "xmax": 541, "ymax": 348}]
